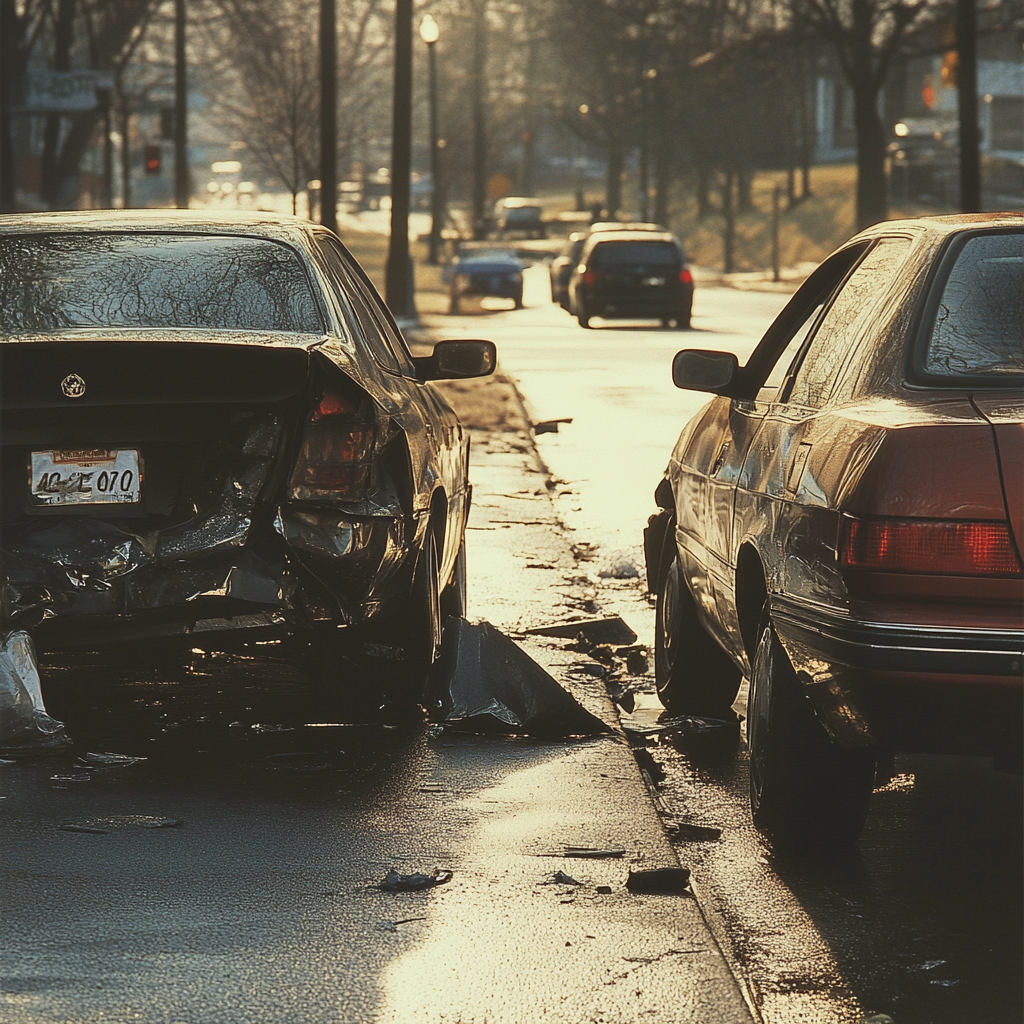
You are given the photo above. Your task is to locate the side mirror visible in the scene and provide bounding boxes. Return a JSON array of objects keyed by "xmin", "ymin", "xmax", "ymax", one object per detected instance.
[
  {"xmin": 672, "ymin": 349, "xmax": 739, "ymax": 395},
  {"xmin": 415, "ymin": 339, "xmax": 497, "ymax": 381}
]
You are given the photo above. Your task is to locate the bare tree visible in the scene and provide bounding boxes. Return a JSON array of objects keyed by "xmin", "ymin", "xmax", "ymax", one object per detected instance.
[{"xmin": 795, "ymin": 0, "xmax": 942, "ymax": 228}]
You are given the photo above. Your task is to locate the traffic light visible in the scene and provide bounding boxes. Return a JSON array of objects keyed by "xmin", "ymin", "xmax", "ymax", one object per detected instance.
[{"xmin": 143, "ymin": 144, "xmax": 162, "ymax": 176}]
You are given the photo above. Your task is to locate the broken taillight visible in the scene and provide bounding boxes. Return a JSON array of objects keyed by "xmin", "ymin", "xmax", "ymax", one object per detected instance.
[
  {"xmin": 289, "ymin": 390, "xmax": 377, "ymax": 500},
  {"xmin": 840, "ymin": 515, "xmax": 1022, "ymax": 577}
]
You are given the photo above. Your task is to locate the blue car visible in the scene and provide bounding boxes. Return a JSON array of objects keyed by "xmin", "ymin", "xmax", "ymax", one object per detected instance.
[{"xmin": 446, "ymin": 248, "xmax": 525, "ymax": 313}]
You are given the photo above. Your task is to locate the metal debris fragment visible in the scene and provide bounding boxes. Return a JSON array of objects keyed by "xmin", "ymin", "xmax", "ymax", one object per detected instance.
[
  {"xmin": 626, "ymin": 866, "xmax": 692, "ymax": 894},
  {"xmin": 527, "ymin": 616, "xmax": 637, "ymax": 646}
]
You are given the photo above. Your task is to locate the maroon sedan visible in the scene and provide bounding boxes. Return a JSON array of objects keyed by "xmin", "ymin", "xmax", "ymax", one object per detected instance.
[{"xmin": 645, "ymin": 214, "xmax": 1023, "ymax": 849}]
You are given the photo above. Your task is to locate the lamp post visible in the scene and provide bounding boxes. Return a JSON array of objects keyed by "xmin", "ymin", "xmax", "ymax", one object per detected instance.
[
  {"xmin": 420, "ymin": 14, "xmax": 441, "ymax": 264},
  {"xmin": 385, "ymin": 0, "xmax": 414, "ymax": 318},
  {"xmin": 173, "ymin": 0, "xmax": 189, "ymax": 209},
  {"xmin": 319, "ymin": 0, "xmax": 337, "ymax": 233}
]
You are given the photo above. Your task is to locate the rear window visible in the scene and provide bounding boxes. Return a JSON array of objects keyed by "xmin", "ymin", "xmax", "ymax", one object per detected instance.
[
  {"xmin": 923, "ymin": 231, "xmax": 1023, "ymax": 380},
  {"xmin": 590, "ymin": 241, "xmax": 680, "ymax": 269},
  {"xmin": 0, "ymin": 233, "xmax": 324, "ymax": 335}
]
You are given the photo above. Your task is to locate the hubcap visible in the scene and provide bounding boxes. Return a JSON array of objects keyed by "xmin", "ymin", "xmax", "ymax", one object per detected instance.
[{"xmin": 747, "ymin": 625, "xmax": 774, "ymax": 807}]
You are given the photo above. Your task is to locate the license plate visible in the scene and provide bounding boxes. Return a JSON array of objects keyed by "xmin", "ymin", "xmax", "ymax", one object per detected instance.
[
  {"xmin": 641, "ymin": 276, "xmax": 666, "ymax": 286},
  {"xmin": 30, "ymin": 449, "xmax": 142, "ymax": 506}
]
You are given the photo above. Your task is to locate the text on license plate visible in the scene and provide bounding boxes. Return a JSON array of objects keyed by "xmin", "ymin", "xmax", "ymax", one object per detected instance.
[
  {"xmin": 30, "ymin": 449, "xmax": 142, "ymax": 506},
  {"xmin": 641, "ymin": 276, "xmax": 666, "ymax": 286}
]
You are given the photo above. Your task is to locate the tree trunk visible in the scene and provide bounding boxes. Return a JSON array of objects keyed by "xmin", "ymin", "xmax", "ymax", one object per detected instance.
[
  {"xmin": 737, "ymin": 167, "xmax": 753, "ymax": 211},
  {"xmin": 850, "ymin": 0, "xmax": 887, "ymax": 228},
  {"xmin": 852, "ymin": 80, "xmax": 887, "ymax": 228},
  {"xmin": 722, "ymin": 170, "xmax": 736, "ymax": 274},
  {"xmin": 697, "ymin": 164, "xmax": 711, "ymax": 219}
]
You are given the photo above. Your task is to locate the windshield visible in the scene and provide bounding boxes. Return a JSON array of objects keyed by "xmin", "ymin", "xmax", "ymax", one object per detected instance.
[
  {"xmin": 0, "ymin": 233, "xmax": 324, "ymax": 335},
  {"xmin": 924, "ymin": 231, "xmax": 1023, "ymax": 380},
  {"xmin": 590, "ymin": 241, "xmax": 680, "ymax": 268}
]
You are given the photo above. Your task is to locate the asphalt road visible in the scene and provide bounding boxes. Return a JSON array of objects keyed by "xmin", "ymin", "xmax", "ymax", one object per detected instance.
[{"xmin": 430, "ymin": 264, "xmax": 1023, "ymax": 1024}]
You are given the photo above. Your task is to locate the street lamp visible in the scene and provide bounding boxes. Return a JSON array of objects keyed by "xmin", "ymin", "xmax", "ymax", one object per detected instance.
[
  {"xmin": 385, "ymin": 0, "xmax": 414, "ymax": 318},
  {"xmin": 420, "ymin": 14, "xmax": 441, "ymax": 264}
]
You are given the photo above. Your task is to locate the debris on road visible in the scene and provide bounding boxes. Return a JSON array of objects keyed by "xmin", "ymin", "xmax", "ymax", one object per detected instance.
[
  {"xmin": 626, "ymin": 866, "xmax": 692, "ymax": 895},
  {"xmin": 80, "ymin": 752, "xmax": 147, "ymax": 768},
  {"xmin": 58, "ymin": 824, "xmax": 108, "ymax": 834},
  {"xmin": 595, "ymin": 885, "xmax": 613, "ymax": 894},
  {"xmin": 526, "ymin": 615, "xmax": 637, "ymax": 646},
  {"xmin": 624, "ymin": 650, "xmax": 649, "ymax": 676},
  {"xmin": 0, "ymin": 630, "xmax": 71, "ymax": 755},
  {"xmin": 534, "ymin": 418, "xmax": 573, "ymax": 434},
  {"xmin": 668, "ymin": 822, "xmax": 722, "ymax": 842},
  {"xmin": 571, "ymin": 663, "xmax": 607, "ymax": 678},
  {"xmin": 435, "ymin": 618, "xmax": 608, "ymax": 737},
  {"xmin": 144, "ymin": 818, "xmax": 184, "ymax": 829},
  {"xmin": 50, "ymin": 772, "xmax": 91, "ymax": 782},
  {"xmin": 561, "ymin": 846, "xmax": 626, "ymax": 859},
  {"xmin": 539, "ymin": 870, "xmax": 583, "ymax": 886},
  {"xmin": 379, "ymin": 916, "xmax": 428, "ymax": 931},
  {"xmin": 597, "ymin": 554, "xmax": 640, "ymax": 579},
  {"xmin": 378, "ymin": 868, "xmax": 453, "ymax": 892},
  {"xmin": 605, "ymin": 680, "xmax": 636, "ymax": 713},
  {"xmin": 619, "ymin": 712, "xmax": 735, "ymax": 737}
]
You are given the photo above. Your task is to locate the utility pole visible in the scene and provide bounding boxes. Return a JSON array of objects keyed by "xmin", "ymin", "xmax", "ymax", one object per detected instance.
[
  {"xmin": 957, "ymin": 0, "xmax": 981, "ymax": 212},
  {"xmin": 420, "ymin": 15, "xmax": 441, "ymax": 264},
  {"xmin": 319, "ymin": 0, "xmax": 337, "ymax": 233},
  {"xmin": 173, "ymin": 0, "xmax": 189, "ymax": 209},
  {"xmin": 385, "ymin": 0, "xmax": 413, "ymax": 317},
  {"xmin": 471, "ymin": 5, "xmax": 487, "ymax": 240},
  {"xmin": 0, "ymin": 0, "xmax": 15, "ymax": 212}
]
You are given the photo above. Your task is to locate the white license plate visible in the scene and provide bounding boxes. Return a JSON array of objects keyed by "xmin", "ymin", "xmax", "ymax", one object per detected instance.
[
  {"xmin": 641, "ymin": 276, "xmax": 666, "ymax": 286},
  {"xmin": 30, "ymin": 449, "xmax": 142, "ymax": 506}
]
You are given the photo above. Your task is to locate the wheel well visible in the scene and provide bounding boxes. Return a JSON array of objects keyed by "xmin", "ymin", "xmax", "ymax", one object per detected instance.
[
  {"xmin": 428, "ymin": 488, "xmax": 448, "ymax": 552},
  {"xmin": 735, "ymin": 544, "xmax": 767, "ymax": 660}
]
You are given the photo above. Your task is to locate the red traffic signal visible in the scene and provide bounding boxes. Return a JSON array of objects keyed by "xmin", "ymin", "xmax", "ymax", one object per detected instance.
[{"xmin": 143, "ymin": 144, "xmax": 162, "ymax": 176}]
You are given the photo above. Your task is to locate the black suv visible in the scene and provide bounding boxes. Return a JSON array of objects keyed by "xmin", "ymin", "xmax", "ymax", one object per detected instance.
[{"xmin": 567, "ymin": 231, "xmax": 693, "ymax": 329}]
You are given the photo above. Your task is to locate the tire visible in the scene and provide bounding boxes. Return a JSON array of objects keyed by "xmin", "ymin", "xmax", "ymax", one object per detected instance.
[
  {"xmin": 654, "ymin": 530, "xmax": 741, "ymax": 715},
  {"xmin": 439, "ymin": 537, "xmax": 467, "ymax": 625},
  {"xmin": 513, "ymin": 292, "xmax": 524, "ymax": 310},
  {"xmin": 747, "ymin": 609, "xmax": 875, "ymax": 850},
  {"xmin": 577, "ymin": 301, "xmax": 591, "ymax": 328}
]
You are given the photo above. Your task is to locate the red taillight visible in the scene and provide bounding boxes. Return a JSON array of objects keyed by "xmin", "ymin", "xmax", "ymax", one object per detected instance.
[
  {"xmin": 840, "ymin": 516, "xmax": 1022, "ymax": 577},
  {"xmin": 289, "ymin": 391, "xmax": 376, "ymax": 499},
  {"xmin": 679, "ymin": 268, "xmax": 693, "ymax": 285},
  {"xmin": 582, "ymin": 270, "xmax": 601, "ymax": 287}
]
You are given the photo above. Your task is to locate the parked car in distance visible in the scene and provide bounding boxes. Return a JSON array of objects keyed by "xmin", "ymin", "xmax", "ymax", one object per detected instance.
[
  {"xmin": 568, "ymin": 230, "xmax": 694, "ymax": 328},
  {"xmin": 644, "ymin": 214, "xmax": 1024, "ymax": 849},
  {"xmin": 446, "ymin": 247, "xmax": 525, "ymax": 313},
  {"xmin": 549, "ymin": 232, "xmax": 587, "ymax": 308},
  {"xmin": 0, "ymin": 210, "xmax": 497, "ymax": 712},
  {"xmin": 494, "ymin": 197, "xmax": 546, "ymax": 239},
  {"xmin": 550, "ymin": 223, "xmax": 669, "ymax": 308}
]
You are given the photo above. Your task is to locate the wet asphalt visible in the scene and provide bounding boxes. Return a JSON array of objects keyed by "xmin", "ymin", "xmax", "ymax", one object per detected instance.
[
  {"xmin": 431, "ymin": 266, "xmax": 1023, "ymax": 1024},
  {"xmin": 0, "ymin": 391, "xmax": 751, "ymax": 1022}
]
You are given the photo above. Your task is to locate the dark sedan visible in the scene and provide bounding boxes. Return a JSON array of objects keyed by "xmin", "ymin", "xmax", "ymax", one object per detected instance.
[
  {"xmin": 446, "ymin": 248, "xmax": 525, "ymax": 313},
  {"xmin": 568, "ymin": 230, "xmax": 693, "ymax": 328},
  {"xmin": 645, "ymin": 215, "xmax": 1023, "ymax": 848},
  {"xmin": 0, "ymin": 211, "xmax": 496, "ymax": 710}
]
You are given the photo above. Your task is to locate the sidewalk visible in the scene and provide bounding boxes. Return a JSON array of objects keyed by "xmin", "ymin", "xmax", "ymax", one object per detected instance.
[{"xmin": 384, "ymin": 368, "xmax": 755, "ymax": 1022}]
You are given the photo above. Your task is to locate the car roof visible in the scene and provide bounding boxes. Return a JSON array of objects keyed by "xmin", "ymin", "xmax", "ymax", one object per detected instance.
[
  {"xmin": 583, "ymin": 230, "xmax": 681, "ymax": 252},
  {"xmin": 589, "ymin": 221, "xmax": 666, "ymax": 233},
  {"xmin": 852, "ymin": 212, "xmax": 1024, "ymax": 243},
  {"xmin": 0, "ymin": 209, "xmax": 317, "ymax": 249}
]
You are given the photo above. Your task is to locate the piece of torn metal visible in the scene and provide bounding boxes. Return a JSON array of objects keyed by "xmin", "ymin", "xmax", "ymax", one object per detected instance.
[
  {"xmin": 0, "ymin": 630, "xmax": 71, "ymax": 755},
  {"xmin": 526, "ymin": 616, "xmax": 637, "ymax": 646},
  {"xmin": 435, "ymin": 618, "xmax": 608, "ymax": 737},
  {"xmin": 378, "ymin": 868, "xmax": 452, "ymax": 892},
  {"xmin": 534, "ymin": 418, "xmax": 573, "ymax": 434},
  {"xmin": 668, "ymin": 822, "xmax": 722, "ymax": 842},
  {"xmin": 626, "ymin": 866, "xmax": 692, "ymax": 895}
]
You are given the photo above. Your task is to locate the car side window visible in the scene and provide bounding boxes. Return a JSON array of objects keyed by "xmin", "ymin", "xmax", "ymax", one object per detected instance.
[
  {"xmin": 757, "ymin": 302, "xmax": 825, "ymax": 401},
  {"xmin": 315, "ymin": 237, "xmax": 405, "ymax": 375},
  {"xmin": 785, "ymin": 237, "xmax": 912, "ymax": 409}
]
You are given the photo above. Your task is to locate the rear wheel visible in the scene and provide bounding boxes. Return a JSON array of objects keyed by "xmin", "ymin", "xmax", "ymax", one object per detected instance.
[
  {"xmin": 747, "ymin": 610, "xmax": 875, "ymax": 850},
  {"xmin": 439, "ymin": 537, "xmax": 467, "ymax": 625},
  {"xmin": 654, "ymin": 531, "xmax": 741, "ymax": 715},
  {"xmin": 577, "ymin": 300, "xmax": 591, "ymax": 328}
]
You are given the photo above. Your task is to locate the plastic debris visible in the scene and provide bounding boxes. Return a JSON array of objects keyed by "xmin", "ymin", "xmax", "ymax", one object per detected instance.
[
  {"xmin": 618, "ymin": 712, "xmax": 735, "ymax": 736},
  {"xmin": 58, "ymin": 824, "xmax": 108, "ymax": 834},
  {"xmin": 80, "ymin": 752, "xmax": 146, "ymax": 768},
  {"xmin": 0, "ymin": 631, "xmax": 71, "ymax": 755},
  {"xmin": 378, "ymin": 868, "xmax": 453, "ymax": 892},
  {"xmin": 597, "ymin": 555, "xmax": 640, "ymax": 579},
  {"xmin": 435, "ymin": 619, "xmax": 608, "ymax": 737},
  {"xmin": 626, "ymin": 866, "xmax": 692, "ymax": 894},
  {"xmin": 527, "ymin": 616, "xmax": 637, "ymax": 646}
]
